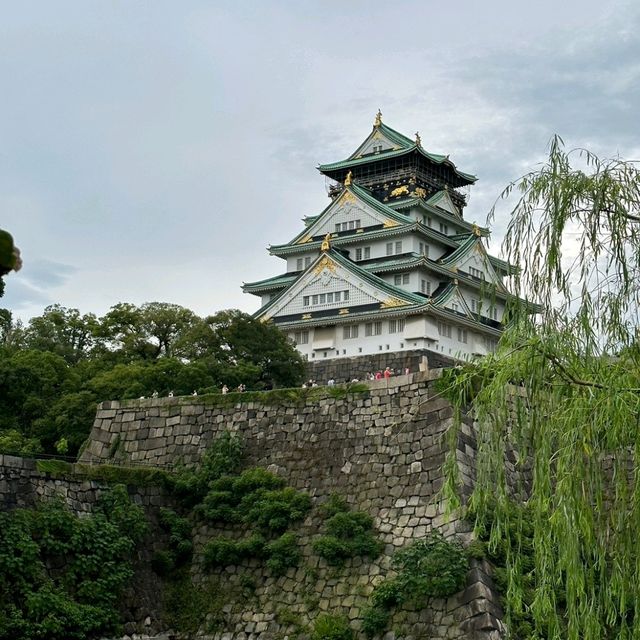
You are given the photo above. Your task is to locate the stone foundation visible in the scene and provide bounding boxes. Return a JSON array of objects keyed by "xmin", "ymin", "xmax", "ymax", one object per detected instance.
[{"xmin": 1, "ymin": 372, "xmax": 505, "ymax": 639}]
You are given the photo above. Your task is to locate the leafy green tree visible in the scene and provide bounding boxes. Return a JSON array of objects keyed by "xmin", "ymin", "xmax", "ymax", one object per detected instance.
[
  {"xmin": 0, "ymin": 229, "xmax": 21, "ymax": 298},
  {"xmin": 206, "ymin": 310, "xmax": 305, "ymax": 388},
  {"xmin": 0, "ymin": 485, "xmax": 146, "ymax": 640},
  {"xmin": 0, "ymin": 350, "xmax": 70, "ymax": 435},
  {"xmin": 97, "ymin": 302, "xmax": 200, "ymax": 360},
  {"xmin": 443, "ymin": 137, "xmax": 640, "ymax": 639},
  {"xmin": 22, "ymin": 305, "xmax": 98, "ymax": 364}
]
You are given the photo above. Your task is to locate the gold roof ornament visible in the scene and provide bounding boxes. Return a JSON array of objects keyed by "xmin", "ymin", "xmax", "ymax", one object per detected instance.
[
  {"xmin": 415, "ymin": 131, "xmax": 422, "ymax": 147},
  {"xmin": 320, "ymin": 233, "xmax": 332, "ymax": 252},
  {"xmin": 344, "ymin": 170, "xmax": 353, "ymax": 187},
  {"xmin": 374, "ymin": 109, "xmax": 382, "ymax": 126},
  {"xmin": 472, "ymin": 223, "xmax": 482, "ymax": 237}
]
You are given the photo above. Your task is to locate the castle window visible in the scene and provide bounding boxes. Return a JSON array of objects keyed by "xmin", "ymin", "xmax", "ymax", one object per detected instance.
[
  {"xmin": 389, "ymin": 319, "xmax": 404, "ymax": 334},
  {"xmin": 394, "ymin": 275, "xmax": 402, "ymax": 285},
  {"xmin": 294, "ymin": 330, "xmax": 309, "ymax": 345},
  {"xmin": 437, "ymin": 321, "xmax": 452, "ymax": 338},
  {"xmin": 469, "ymin": 267, "xmax": 485, "ymax": 280},
  {"xmin": 365, "ymin": 321, "xmax": 382, "ymax": 336},
  {"xmin": 457, "ymin": 328, "xmax": 468, "ymax": 344},
  {"xmin": 395, "ymin": 241, "xmax": 402, "ymax": 254},
  {"xmin": 305, "ymin": 257, "xmax": 311, "ymax": 268},
  {"xmin": 343, "ymin": 325, "xmax": 359, "ymax": 339},
  {"xmin": 402, "ymin": 273, "xmax": 410, "ymax": 284},
  {"xmin": 451, "ymin": 303, "xmax": 459, "ymax": 312},
  {"xmin": 421, "ymin": 280, "xmax": 431, "ymax": 295},
  {"xmin": 364, "ymin": 247, "xmax": 371, "ymax": 259},
  {"xmin": 307, "ymin": 290, "xmax": 349, "ymax": 307},
  {"xmin": 439, "ymin": 222, "xmax": 449, "ymax": 235},
  {"xmin": 355, "ymin": 248, "xmax": 362, "ymax": 261},
  {"xmin": 296, "ymin": 258, "xmax": 303, "ymax": 270},
  {"xmin": 386, "ymin": 242, "xmax": 393, "ymax": 256},
  {"xmin": 373, "ymin": 144, "xmax": 383, "ymax": 153}
]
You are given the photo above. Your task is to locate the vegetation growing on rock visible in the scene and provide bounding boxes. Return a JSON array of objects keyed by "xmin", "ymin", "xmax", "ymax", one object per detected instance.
[{"xmin": 0, "ymin": 485, "xmax": 146, "ymax": 640}]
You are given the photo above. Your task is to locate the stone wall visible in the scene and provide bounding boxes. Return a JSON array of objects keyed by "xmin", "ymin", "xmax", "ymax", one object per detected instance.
[
  {"xmin": 1, "ymin": 372, "xmax": 505, "ymax": 639},
  {"xmin": 304, "ymin": 348, "xmax": 458, "ymax": 385},
  {"xmin": 0, "ymin": 454, "xmax": 173, "ymax": 636},
  {"xmin": 73, "ymin": 371, "xmax": 503, "ymax": 639}
]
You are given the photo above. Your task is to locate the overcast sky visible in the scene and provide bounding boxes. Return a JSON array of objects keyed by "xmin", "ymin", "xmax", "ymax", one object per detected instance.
[{"xmin": 2, "ymin": 0, "xmax": 639, "ymax": 321}]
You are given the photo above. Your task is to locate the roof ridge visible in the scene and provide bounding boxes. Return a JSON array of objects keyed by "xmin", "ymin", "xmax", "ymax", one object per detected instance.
[
  {"xmin": 326, "ymin": 248, "xmax": 427, "ymax": 304},
  {"xmin": 378, "ymin": 122, "xmax": 415, "ymax": 147}
]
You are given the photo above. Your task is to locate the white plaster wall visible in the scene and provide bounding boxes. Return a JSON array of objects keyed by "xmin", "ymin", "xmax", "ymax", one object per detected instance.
[{"xmin": 288, "ymin": 314, "xmax": 497, "ymax": 362}]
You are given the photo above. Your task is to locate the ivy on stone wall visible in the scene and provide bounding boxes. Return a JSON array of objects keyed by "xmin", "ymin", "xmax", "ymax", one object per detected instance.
[
  {"xmin": 0, "ymin": 485, "xmax": 146, "ymax": 640},
  {"xmin": 361, "ymin": 532, "xmax": 468, "ymax": 637},
  {"xmin": 313, "ymin": 494, "xmax": 383, "ymax": 566}
]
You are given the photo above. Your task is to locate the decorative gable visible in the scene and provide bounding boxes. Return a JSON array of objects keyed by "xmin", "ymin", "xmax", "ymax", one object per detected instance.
[
  {"xmin": 298, "ymin": 189, "xmax": 400, "ymax": 242},
  {"xmin": 258, "ymin": 254, "xmax": 418, "ymax": 322},
  {"xmin": 427, "ymin": 190, "xmax": 461, "ymax": 217},
  {"xmin": 433, "ymin": 284, "xmax": 474, "ymax": 318},
  {"xmin": 351, "ymin": 128, "xmax": 400, "ymax": 158},
  {"xmin": 456, "ymin": 243, "xmax": 508, "ymax": 292}
]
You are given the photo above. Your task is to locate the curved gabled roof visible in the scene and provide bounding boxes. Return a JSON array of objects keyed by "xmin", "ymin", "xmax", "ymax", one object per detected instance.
[
  {"xmin": 283, "ymin": 182, "xmax": 416, "ymax": 247},
  {"xmin": 319, "ymin": 146, "xmax": 477, "ymax": 184},
  {"xmin": 318, "ymin": 120, "xmax": 477, "ymax": 185}
]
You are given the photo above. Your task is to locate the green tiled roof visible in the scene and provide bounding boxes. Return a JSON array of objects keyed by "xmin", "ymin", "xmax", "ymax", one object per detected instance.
[
  {"xmin": 439, "ymin": 235, "xmax": 516, "ymax": 277},
  {"xmin": 242, "ymin": 273, "xmax": 297, "ymax": 293},
  {"xmin": 285, "ymin": 183, "xmax": 416, "ymax": 246},
  {"xmin": 389, "ymin": 197, "xmax": 490, "ymax": 236},
  {"xmin": 322, "ymin": 249, "xmax": 427, "ymax": 305},
  {"xmin": 254, "ymin": 248, "xmax": 427, "ymax": 321},
  {"xmin": 269, "ymin": 221, "xmax": 460, "ymax": 256},
  {"xmin": 319, "ymin": 145, "xmax": 477, "ymax": 184}
]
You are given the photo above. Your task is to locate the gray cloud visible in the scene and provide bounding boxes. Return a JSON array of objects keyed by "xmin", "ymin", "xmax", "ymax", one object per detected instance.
[{"xmin": 1, "ymin": 0, "xmax": 637, "ymax": 321}]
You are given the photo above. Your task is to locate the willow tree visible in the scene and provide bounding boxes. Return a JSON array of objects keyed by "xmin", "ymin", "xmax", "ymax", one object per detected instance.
[{"xmin": 442, "ymin": 137, "xmax": 640, "ymax": 639}]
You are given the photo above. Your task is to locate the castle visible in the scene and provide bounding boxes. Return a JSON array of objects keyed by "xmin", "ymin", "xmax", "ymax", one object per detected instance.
[{"xmin": 243, "ymin": 112, "xmax": 514, "ymax": 363}]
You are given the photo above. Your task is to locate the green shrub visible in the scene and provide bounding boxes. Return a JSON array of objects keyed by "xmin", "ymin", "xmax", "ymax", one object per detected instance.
[
  {"xmin": 314, "ymin": 506, "xmax": 382, "ymax": 566},
  {"xmin": 370, "ymin": 579, "xmax": 401, "ymax": 609},
  {"xmin": 150, "ymin": 508, "xmax": 193, "ymax": 576},
  {"xmin": 200, "ymin": 468, "xmax": 311, "ymax": 533},
  {"xmin": 242, "ymin": 486, "xmax": 312, "ymax": 533},
  {"xmin": 0, "ymin": 485, "xmax": 146, "ymax": 640},
  {"xmin": 311, "ymin": 613, "xmax": 354, "ymax": 640},
  {"xmin": 361, "ymin": 605, "xmax": 391, "ymax": 638},
  {"xmin": 319, "ymin": 493, "xmax": 350, "ymax": 517},
  {"xmin": 203, "ymin": 534, "xmax": 266, "ymax": 570},
  {"xmin": 363, "ymin": 533, "xmax": 469, "ymax": 637},
  {"xmin": 265, "ymin": 532, "xmax": 301, "ymax": 575},
  {"xmin": 204, "ymin": 538, "xmax": 244, "ymax": 568},
  {"xmin": 173, "ymin": 431, "xmax": 244, "ymax": 506},
  {"xmin": 392, "ymin": 532, "xmax": 467, "ymax": 601}
]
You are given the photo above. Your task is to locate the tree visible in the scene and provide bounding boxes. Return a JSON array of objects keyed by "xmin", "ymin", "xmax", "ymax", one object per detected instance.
[
  {"xmin": 97, "ymin": 302, "xmax": 200, "ymax": 360},
  {"xmin": 22, "ymin": 305, "xmax": 98, "ymax": 364},
  {"xmin": 442, "ymin": 137, "xmax": 640, "ymax": 639},
  {"xmin": 205, "ymin": 310, "xmax": 305, "ymax": 389},
  {"xmin": 0, "ymin": 229, "xmax": 21, "ymax": 298}
]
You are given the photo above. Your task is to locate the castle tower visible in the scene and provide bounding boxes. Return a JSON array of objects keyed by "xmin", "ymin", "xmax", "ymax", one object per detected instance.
[{"xmin": 243, "ymin": 112, "xmax": 515, "ymax": 363}]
